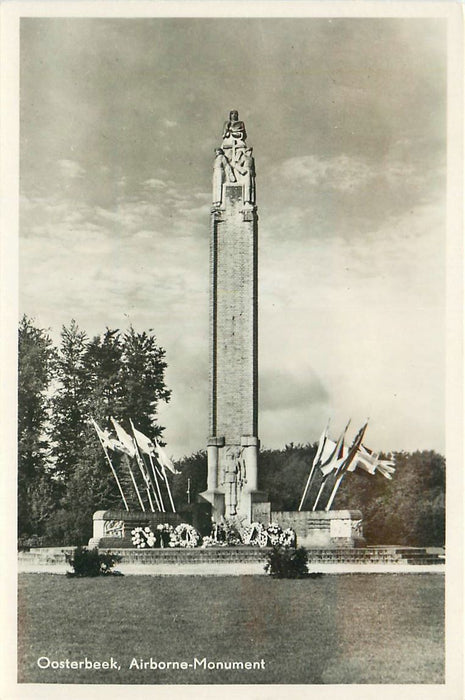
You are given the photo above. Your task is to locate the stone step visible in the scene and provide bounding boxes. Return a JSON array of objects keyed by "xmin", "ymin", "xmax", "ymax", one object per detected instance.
[{"xmin": 18, "ymin": 545, "xmax": 445, "ymax": 567}]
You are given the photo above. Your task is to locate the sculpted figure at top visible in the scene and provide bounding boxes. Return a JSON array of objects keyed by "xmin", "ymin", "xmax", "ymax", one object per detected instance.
[
  {"xmin": 213, "ymin": 111, "xmax": 255, "ymax": 207},
  {"xmin": 222, "ymin": 109, "xmax": 247, "ymax": 147}
]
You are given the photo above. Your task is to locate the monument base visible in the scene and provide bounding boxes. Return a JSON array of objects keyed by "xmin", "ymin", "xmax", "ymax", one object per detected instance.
[
  {"xmin": 198, "ymin": 489, "xmax": 270, "ymax": 526},
  {"xmin": 88, "ymin": 504, "xmax": 212, "ymax": 549},
  {"xmin": 270, "ymin": 510, "xmax": 365, "ymax": 548}
]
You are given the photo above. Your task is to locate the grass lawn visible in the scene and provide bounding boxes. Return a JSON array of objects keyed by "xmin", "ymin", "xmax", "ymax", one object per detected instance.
[{"xmin": 18, "ymin": 573, "xmax": 444, "ymax": 685}]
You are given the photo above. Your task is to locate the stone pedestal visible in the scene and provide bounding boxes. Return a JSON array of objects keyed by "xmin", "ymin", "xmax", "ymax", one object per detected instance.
[
  {"xmin": 270, "ymin": 510, "xmax": 365, "ymax": 548},
  {"xmin": 88, "ymin": 505, "xmax": 211, "ymax": 549},
  {"xmin": 201, "ymin": 435, "xmax": 269, "ymax": 524}
]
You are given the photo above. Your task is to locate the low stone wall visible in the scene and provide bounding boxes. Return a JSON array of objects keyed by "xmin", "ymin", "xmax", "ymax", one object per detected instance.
[{"xmin": 271, "ymin": 510, "xmax": 365, "ymax": 548}]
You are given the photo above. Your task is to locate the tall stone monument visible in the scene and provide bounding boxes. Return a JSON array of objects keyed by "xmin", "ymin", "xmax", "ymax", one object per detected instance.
[{"xmin": 200, "ymin": 111, "xmax": 269, "ymax": 524}]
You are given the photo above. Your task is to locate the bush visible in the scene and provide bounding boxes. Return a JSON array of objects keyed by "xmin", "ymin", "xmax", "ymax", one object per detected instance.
[
  {"xmin": 66, "ymin": 546, "xmax": 122, "ymax": 577},
  {"xmin": 265, "ymin": 545, "xmax": 309, "ymax": 578}
]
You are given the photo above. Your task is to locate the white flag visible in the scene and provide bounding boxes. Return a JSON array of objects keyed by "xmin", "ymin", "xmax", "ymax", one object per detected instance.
[
  {"xmin": 92, "ymin": 419, "xmax": 120, "ymax": 452},
  {"xmin": 131, "ymin": 421, "xmax": 156, "ymax": 456},
  {"xmin": 154, "ymin": 438, "xmax": 180, "ymax": 474},
  {"xmin": 110, "ymin": 417, "xmax": 136, "ymax": 458}
]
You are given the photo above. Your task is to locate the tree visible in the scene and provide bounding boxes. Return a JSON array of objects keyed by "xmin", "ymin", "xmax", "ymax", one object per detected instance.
[
  {"xmin": 119, "ymin": 327, "xmax": 171, "ymax": 437},
  {"xmin": 47, "ymin": 323, "xmax": 172, "ymax": 544},
  {"xmin": 50, "ymin": 320, "xmax": 90, "ymax": 479},
  {"xmin": 18, "ymin": 316, "xmax": 56, "ymax": 536}
]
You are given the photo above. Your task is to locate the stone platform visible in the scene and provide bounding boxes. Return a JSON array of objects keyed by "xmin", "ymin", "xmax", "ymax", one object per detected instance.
[{"xmin": 18, "ymin": 545, "xmax": 445, "ymax": 568}]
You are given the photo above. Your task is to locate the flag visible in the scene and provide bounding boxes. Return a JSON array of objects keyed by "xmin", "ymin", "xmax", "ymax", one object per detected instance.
[
  {"xmin": 349, "ymin": 443, "xmax": 396, "ymax": 478},
  {"xmin": 312, "ymin": 424, "xmax": 329, "ymax": 467},
  {"xmin": 110, "ymin": 417, "xmax": 136, "ymax": 458},
  {"xmin": 154, "ymin": 438, "xmax": 180, "ymax": 474},
  {"xmin": 340, "ymin": 421, "xmax": 369, "ymax": 475},
  {"xmin": 319, "ymin": 422, "xmax": 350, "ymax": 478},
  {"xmin": 92, "ymin": 419, "xmax": 120, "ymax": 452},
  {"xmin": 131, "ymin": 421, "xmax": 156, "ymax": 456}
]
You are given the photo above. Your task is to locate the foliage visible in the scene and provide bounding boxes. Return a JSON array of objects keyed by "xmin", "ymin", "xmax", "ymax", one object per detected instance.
[
  {"xmin": 171, "ymin": 450, "xmax": 207, "ymax": 509},
  {"xmin": 18, "ymin": 316, "xmax": 56, "ymax": 537},
  {"xmin": 259, "ymin": 443, "xmax": 445, "ymax": 547},
  {"xmin": 265, "ymin": 545, "xmax": 309, "ymax": 578},
  {"xmin": 18, "ymin": 318, "xmax": 171, "ymax": 545},
  {"xmin": 65, "ymin": 546, "xmax": 122, "ymax": 577}
]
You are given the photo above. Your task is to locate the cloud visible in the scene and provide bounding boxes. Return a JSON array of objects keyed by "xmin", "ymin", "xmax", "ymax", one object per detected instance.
[
  {"xmin": 279, "ymin": 154, "xmax": 374, "ymax": 192},
  {"xmin": 57, "ymin": 159, "xmax": 85, "ymax": 179}
]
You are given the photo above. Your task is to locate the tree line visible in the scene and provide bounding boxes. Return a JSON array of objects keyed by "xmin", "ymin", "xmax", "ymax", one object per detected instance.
[
  {"xmin": 18, "ymin": 316, "xmax": 171, "ymax": 545},
  {"xmin": 18, "ymin": 316, "xmax": 445, "ymax": 547}
]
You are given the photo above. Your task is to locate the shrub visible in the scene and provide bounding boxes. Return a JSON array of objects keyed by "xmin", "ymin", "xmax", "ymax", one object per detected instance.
[
  {"xmin": 265, "ymin": 545, "xmax": 309, "ymax": 578},
  {"xmin": 66, "ymin": 546, "xmax": 122, "ymax": 577}
]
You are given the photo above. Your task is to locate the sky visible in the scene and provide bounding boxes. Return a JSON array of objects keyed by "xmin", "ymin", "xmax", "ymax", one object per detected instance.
[{"xmin": 19, "ymin": 17, "xmax": 447, "ymax": 458}]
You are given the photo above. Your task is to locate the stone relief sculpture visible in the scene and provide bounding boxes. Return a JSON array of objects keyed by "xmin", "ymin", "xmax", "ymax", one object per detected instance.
[
  {"xmin": 220, "ymin": 446, "xmax": 246, "ymax": 517},
  {"xmin": 235, "ymin": 148, "xmax": 256, "ymax": 205},
  {"xmin": 213, "ymin": 110, "xmax": 256, "ymax": 207},
  {"xmin": 212, "ymin": 148, "xmax": 237, "ymax": 206}
]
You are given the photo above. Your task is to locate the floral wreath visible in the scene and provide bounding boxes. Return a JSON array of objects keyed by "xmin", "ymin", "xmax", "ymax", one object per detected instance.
[
  {"xmin": 279, "ymin": 528, "xmax": 297, "ymax": 547},
  {"xmin": 170, "ymin": 523, "xmax": 200, "ymax": 549},
  {"xmin": 131, "ymin": 526, "xmax": 156, "ymax": 549},
  {"xmin": 241, "ymin": 522, "xmax": 269, "ymax": 548}
]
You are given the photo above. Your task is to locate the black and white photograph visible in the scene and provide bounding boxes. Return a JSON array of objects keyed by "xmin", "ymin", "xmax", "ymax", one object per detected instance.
[{"xmin": 1, "ymin": 1, "xmax": 463, "ymax": 697}]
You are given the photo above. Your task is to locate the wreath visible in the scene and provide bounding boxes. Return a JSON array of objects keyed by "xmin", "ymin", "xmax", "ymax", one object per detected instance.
[
  {"xmin": 131, "ymin": 526, "xmax": 156, "ymax": 548},
  {"xmin": 279, "ymin": 528, "xmax": 297, "ymax": 548},
  {"xmin": 170, "ymin": 523, "xmax": 200, "ymax": 549},
  {"xmin": 266, "ymin": 523, "xmax": 283, "ymax": 546},
  {"xmin": 242, "ymin": 522, "xmax": 268, "ymax": 548}
]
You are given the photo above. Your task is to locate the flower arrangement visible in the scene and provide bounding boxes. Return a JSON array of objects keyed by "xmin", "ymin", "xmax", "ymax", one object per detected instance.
[
  {"xmin": 131, "ymin": 527, "xmax": 156, "ymax": 548},
  {"xmin": 241, "ymin": 522, "xmax": 269, "ymax": 548},
  {"xmin": 266, "ymin": 523, "xmax": 283, "ymax": 545},
  {"xmin": 170, "ymin": 523, "xmax": 200, "ymax": 548},
  {"xmin": 279, "ymin": 527, "xmax": 297, "ymax": 547}
]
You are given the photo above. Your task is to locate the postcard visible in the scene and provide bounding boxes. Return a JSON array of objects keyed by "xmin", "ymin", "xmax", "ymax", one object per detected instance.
[{"xmin": 1, "ymin": 2, "xmax": 463, "ymax": 699}]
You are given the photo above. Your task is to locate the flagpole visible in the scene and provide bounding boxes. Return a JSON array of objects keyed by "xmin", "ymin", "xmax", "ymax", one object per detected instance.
[
  {"xmin": 312, "ymin": 479, "xmax": 327, "ymax": 511},
  {"xmin": 142, "ymin": 451, "xmax": 162, "ymax": 512},
  {"xmin": 299, "ymin": 463, "xmax": 318, "ymax": 511},
  {"xmin": 148, "ymin": 454, "xmax": 166, "ymax": 513},
  {"xmin": 301, "ymin": 419, "xmax": 331, "ymax": 509},
  {"xmin": 126, "ymin": 458, "xmax": 146, "ymax": 512},
  {"xmin": 325, "ymin": 421, "xmax": 369, "ymax": 512},
  {"xmin": 129, "ymin": 419, "xmax": 163, "ymax": 512},
  {"xmin": 161, "ymin": 465, "xmax": 176, "ymax": 513},
  {"xmin": 92, "ymin": 419, "xmax": 129, "ymax": 511},
  {"xmin": 133, "ymin": 445, "xmax": 156, "ymax": 512},
  {"xmin": 325, "ymin": 472, "xmax": 346, "ymax": 511}
]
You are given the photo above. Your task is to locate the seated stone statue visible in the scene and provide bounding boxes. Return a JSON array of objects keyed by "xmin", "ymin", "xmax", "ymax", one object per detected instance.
[{"xmin": 222, "ymin": 109, "xmax": 247, "ymax": 147}]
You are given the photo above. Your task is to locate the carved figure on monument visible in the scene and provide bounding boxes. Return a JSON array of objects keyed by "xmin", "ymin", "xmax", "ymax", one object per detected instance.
[
  {"xmin": 235, "ymin": 147, "xmax": 256, "ymax": 204},
  {"xmin": 222, "ymin": 109, "xmax": 247, "ymax": 147},
  {"xmin": 220, "ymin": 446, "xmax": 246, "ymax": 517},
  {"xmin": 212, "ymin": 147, "xmax": 237, "ymax": 206}
]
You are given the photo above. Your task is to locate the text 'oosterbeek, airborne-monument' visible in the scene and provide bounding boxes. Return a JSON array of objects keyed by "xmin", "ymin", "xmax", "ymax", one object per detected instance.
[{"xmin": 200, "ymin": 111, "xmax": 270, "ymax": 524}]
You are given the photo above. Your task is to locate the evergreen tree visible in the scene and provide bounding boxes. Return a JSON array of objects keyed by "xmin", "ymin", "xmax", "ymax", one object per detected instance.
[
  {"xmin": 18, "ymin": 316, "xmax": 56, "ymax": 537},
  {"xmin": 50, "ymin": 320, "xmax": 90, "ymax": 479},
  {"xmin": 46, "ymin": 323, "xmax": 172, "ymax": 544}
]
